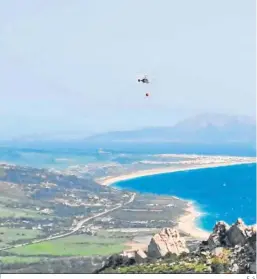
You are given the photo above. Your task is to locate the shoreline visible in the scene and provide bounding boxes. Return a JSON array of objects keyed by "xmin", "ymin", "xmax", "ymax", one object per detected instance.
[
  {"xmin": 97, "ymin": 160, "xmax": 256, "ymax": 186},
  {"xmin": 96, "ymin": 159, "xmax": 256, "ymax": 240},
  {"xmin": 177, "ymin": 203, "xmax": 210, "ymax": 240}
]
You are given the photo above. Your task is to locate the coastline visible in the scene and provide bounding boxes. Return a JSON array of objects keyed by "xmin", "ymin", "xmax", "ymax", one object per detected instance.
[
  {"xmin": 96, "ymin": 159, "xmax": 256, "ymax": 240},
  {"xmin": 96, "ymin": 160, "xmax": 256, "ymax": 186},
  {"xmin": 177, "ymin": 203, "xmax": 210, "ymax": 240}
]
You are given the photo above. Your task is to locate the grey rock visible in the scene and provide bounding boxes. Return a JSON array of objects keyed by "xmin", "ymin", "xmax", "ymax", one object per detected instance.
[
  {"xmin": 120, "ymin": 251, "xmax": 136, "ymax": 259},
  {"xmin": 227, "ymin": 219, "xmax": 247, "ymax": 246},
  {"xmin": 208, "ymin": 221, "xmax": 230, "ymax": 249},
  {"xmin": 247, "ymin": 230, "xmax": 256, "ymax": 253},
  {"xmin": 208, "ymin": 233, "xmax": 221, "ymax": 249},
  {"xmin": 148, "ymin": 228, "xmax": 189, "ymax": 258},
  {"xmin": 135, "ymin": 249, "xmax": 147, "ymax": 263},
  {"xmin": 249, "ymin": 261, "xmax": 256, "ymax": 273},
  {"xmin": 213, "ymin": 221, "xmax": 230, "ymax": 234}
]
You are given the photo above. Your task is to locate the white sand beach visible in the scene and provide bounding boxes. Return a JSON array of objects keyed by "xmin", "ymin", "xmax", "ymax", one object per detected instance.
[
  {"xmin": 97, "ymin": 159, "xmax": 256, "ymax": 186},
  {"xmin": 177, "ymin": 203, "xmax": 210, "ymax": 239}
]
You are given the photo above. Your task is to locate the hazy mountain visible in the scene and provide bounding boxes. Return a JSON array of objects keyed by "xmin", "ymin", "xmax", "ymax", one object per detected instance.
[{"xmin": 85, "ymin": 113, "xmax": 256, "ymax": 144}]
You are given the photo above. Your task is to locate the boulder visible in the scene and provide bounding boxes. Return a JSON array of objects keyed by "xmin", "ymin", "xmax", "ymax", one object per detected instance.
[
  {"xmin": 147, "ymin": 228, "xmax": 189, "ymax": 258},
  {"xmin": 121, "ymin": 251, "xmax": 136, "ymax": 258},
  {"xmin": 246, "ymin": 226, "xmax": 256, "ymax": 253},
  {"xmin": 207, "ymin": 219, "xmax": 255, "ymax": 249},
  {"xmin": 227, "ymin": 218, "xmax": 248, "ymax": 246},
  {"xmin": 213, "ymin": 221, "xmax": 230, "ymax": 234},
  {"xmin": 135, "ymin": 249, "xmax": 147, "ymax": 263},
  {"xmin": 208, "ymin": 221, "xmax": 230, "ymax": 249},
  {"xmin": 102, "ymin": 253, "xmax": 136, "ymax": 270}
]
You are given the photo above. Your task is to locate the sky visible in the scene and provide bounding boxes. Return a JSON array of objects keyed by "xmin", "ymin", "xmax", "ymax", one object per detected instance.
[{"xmin": 0, "ymin": 0, "xmax": 255, "ymax": 139}]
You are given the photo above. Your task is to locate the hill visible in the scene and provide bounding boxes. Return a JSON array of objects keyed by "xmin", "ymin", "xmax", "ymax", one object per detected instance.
[{"xmin": 85, "ymin": 113, "xmax": 256, "ymax": 144}]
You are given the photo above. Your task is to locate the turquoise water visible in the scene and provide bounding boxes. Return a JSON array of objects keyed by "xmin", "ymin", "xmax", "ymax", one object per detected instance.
[{"xmin": 114, "ymin": 163, "xmax": 256, "ymax": 231}]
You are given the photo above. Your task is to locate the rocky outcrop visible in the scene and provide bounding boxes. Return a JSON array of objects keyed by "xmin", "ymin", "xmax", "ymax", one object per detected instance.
[
  {"xmin": 98, "ymin": 218, "xmax": 256, "ymax": 274},
  {"xmin": 148, "ymin": 228, "xmax": 189, "ymax": 258},
  {"xmin": 95, "ymin": 254, "xmax": 136, "ymax": 273},
  {"xmin": 201, "ymin": 218, "xmax": 256, "ymax": 273},
  {"xmin": 120, "ymin": 251, "xmax": 136, "ymax": 259},
  {"xmin": 226, "ymin": 218, "xmax": 248, "ymax": 246},
  {"xmin": 135, "ymin": 249, "xmax": 147, "ymax": 263},
  {"xmin": 248, "ymin": 229, "xmax": 256, "ymax": 252},
  {"xmin": 207, "ymin": 218, "xmax": 256, "ymax": 250},
  {"xmin": 207, "ymin": 221, "xmax": 230, "ymax": 249}
]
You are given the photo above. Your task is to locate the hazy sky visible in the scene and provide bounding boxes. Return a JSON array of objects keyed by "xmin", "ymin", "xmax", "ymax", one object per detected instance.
[{"xmin": 0, "ymin": 0, "xmax": 255, "ymax": 139}]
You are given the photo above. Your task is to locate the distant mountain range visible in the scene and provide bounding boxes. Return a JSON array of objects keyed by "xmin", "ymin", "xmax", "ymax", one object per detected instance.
[{"xmin": 85, "ymin": 113, "xmax": 256, "ymax": 144}]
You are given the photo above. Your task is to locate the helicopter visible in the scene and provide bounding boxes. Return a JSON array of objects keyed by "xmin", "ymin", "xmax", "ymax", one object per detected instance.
[
  {"xmin": 137, "ymin": 75, "xmax": 150, "ymax": 84},
  {"xmin": 137, "ymin": 75, "xmax": 150, "ymax": 97}
]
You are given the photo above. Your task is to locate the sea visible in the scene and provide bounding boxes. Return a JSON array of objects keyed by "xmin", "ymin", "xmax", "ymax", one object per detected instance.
[
  {"xmin": 113, "ymin": 163, "xmax": 256, "ymax": 232},
  {"xmin": 0, "ymin": 142, "xmax": 256, "ymax": 231}
]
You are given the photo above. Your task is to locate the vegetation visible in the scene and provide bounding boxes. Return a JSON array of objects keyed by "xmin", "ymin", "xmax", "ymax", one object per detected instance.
[
  {"xmin": 0, "ymin": 256, "xmax": 43, "ymax": 264},
  {"xmin": 9, "ymin": 234, "xmax": 126, "ymax": 257},
  {"xmin": 210, "ymin": 249, "xmax": 231, "ymax": 273},
  {"xmin": 0, "ymin": 206, "xmax": 45, "ymax": 219},
  {"xmin": 100, "ymin": 249, "xmax": 234, "ymax": 274},
  {"xmin": 104, "ymin": 261, "xmax": 211, "ymax": 274},
  {"xmin": 0, "ymin": 227, "xmax": 42, "ymax": 247}
]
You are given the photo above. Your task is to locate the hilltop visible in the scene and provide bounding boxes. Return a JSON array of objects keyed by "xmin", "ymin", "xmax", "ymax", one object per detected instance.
[
  {"xmin": 85, "ymin": 113, "xmax": 256, "ymax": 144},
  {"xmin": 97, "ymin": 218, "xmax": 256, "ymax": 274}
]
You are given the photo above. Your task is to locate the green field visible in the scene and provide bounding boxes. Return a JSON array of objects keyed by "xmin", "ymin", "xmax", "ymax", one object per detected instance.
[
  {"xmin": 97, "ymin": 229, "xmax": 137, "ymax": 240},
  {"xmin": 0, "ymin": 205, "xmax": 52, "ymax": 219},
  {"xmin": 0, "ymin": 227, "xmax": 42, "ymax": 247},
  {"xmin": 0, "ymin": 256, "xmax": 43, "ymax": 264},
  {"xmin": 9, "ymin": 234, "xmax": 126, "ymax": 257}
]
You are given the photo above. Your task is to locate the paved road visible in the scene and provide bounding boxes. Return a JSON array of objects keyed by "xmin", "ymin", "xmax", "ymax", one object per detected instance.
[{"xmin": 0, "ymin": 193, "xmax": 136, "ymax": 252}]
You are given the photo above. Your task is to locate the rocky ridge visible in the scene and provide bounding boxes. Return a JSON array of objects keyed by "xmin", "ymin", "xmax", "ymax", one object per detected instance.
[{"xmin": 97, "ymin": 218, "xmax": 256, "ymax": 274}]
